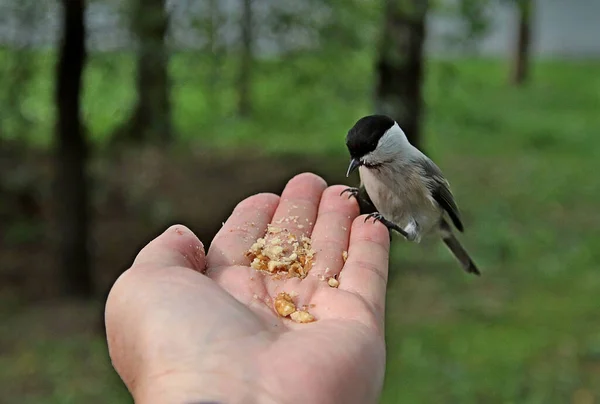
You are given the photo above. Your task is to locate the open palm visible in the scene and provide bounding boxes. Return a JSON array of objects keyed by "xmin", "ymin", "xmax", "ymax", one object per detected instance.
[{"xmin": 105, "ymin": 173, "xmax": 391, "ymax": 404}]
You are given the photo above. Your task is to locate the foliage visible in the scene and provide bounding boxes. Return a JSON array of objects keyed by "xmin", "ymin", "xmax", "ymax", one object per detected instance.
[{"xmin": 1, "ymin": 55, "xmax": 600, "ymax": 402}]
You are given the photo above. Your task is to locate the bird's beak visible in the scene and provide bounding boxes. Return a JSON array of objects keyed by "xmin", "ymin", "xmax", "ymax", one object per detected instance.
[{"xmin": 346, "ymin": 158, "xmax": 361, "ymax": 177}]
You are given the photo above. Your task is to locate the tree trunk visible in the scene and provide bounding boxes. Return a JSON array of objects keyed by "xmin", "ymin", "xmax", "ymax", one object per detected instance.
[
  {"xmin": 511, "ymin": 0, "xmax": 532, "ymax": 86},
  {"xmin": 374, "ymin": 0, "xmax": 428, "ymax": 149},
  {"xmin": 237, "ymin": 0, "xmax": 253, "ymax": 117},
  {"xmin": 128, "ymin": 0, "xmax": 171, "ymax": 144},
  {"xmin": 207, "ymin": 0, "xmax": 223, "ymax": 115},
  {"xmin": 55, "ymin": 0, "xmax": 92, "ymax": 298}
]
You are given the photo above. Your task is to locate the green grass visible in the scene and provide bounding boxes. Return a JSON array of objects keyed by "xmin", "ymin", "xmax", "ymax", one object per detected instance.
[{"xmin": 2, "ymin": 49, "xmax": 600, "ymax": 403}]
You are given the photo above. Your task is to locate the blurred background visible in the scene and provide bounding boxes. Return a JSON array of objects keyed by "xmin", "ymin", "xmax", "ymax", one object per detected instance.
[{"xmin": 1, "ymin": 0, "xmax": 599, "ymax": 402}]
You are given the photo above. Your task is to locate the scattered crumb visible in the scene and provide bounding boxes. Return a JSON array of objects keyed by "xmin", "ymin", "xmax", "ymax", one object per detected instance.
[
  {"xmin": 328, "ymin": 277, "xmax": 340, "ymax": 288},
  {"xmin": 342, "ymin": 251, "xmax": 348, "ymax": 262},
  {"xmin": 290, "ymin": 310, "xmax": 315, "ymax": 323},
  {"xmin": 274, "ymin": 292, "xmax": 296, "ymax": 317},
  {"xmin": 245, "ymin": 223, "xmax": 315, "ymax": 279},
  {"xmin": 246, "ymin": 219, "xmax": 319, "ymax": 323},
  {"xmin": 273, "ymin": 292, "xmax": 316, "ymax": 323}
]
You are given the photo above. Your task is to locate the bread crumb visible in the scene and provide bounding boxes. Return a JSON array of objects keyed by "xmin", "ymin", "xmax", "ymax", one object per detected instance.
[
  {"xmin": 342, "ymin": 251, "xmax": 348, "ymax": 262},
  {"xmin": 328, "ymin": 277, "xmax": 340, "ymax": 288}
]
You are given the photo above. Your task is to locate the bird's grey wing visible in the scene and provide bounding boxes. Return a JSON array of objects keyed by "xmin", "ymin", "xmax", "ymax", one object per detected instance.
[
  {"xmin": 419, "ymin": 157, "xmax": 464, "ymax": 232},
  {"xmin": 356, "ymin": 184, "xmax": 378, "ymax": 215}
]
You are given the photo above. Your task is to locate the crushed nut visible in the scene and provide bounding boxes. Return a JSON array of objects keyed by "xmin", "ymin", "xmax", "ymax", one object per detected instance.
[
  {"xmin": 290, "ymin": 310, "xmax": 315, "ymax": 323},
  {"xmin": 328, "ymin": 277, "xmax": 340, "ymax": 288},
  {"xmin": 274, "ymin": 292, "xmax": 296, "ymax": 317},
  {"xmin": 245, "ymin": 221, "xmax": 316, "ymax": 279}
]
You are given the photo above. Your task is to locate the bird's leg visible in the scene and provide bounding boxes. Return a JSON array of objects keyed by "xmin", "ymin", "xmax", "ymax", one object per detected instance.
[
  {"xmin": 364, "ymin": 212, "xmax": 410, "ymax": 240},
  {"xmin": 340, "ymin": 187, "xmax": 359, "ymax": 199}
]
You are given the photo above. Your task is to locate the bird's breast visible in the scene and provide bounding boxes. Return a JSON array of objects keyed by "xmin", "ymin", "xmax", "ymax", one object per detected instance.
[{"xmin": 359, "ymin": 165, "xmax": 441, "ymax": 234}]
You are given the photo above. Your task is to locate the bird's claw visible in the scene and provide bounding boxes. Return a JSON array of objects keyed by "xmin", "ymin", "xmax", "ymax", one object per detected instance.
[
  {"xmin": 340, "ymin": 187, "xmax": 359, "ymax": 199},
  {"xmin": 364, "ymin": 212, "xmax": 410, "ymax": 240},
  {"xmin": 364, "ymin": 212, "xmax": 384, "ymax": 223}
]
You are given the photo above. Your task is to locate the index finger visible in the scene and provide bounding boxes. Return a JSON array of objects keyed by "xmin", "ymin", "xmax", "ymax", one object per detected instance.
[
  {"xmin": 338, "ymin": 215, "xmax": 391, "ymax": 319},
  {"xmin": 207, "ymin": 193, "xmax": 279, "ymax": 268}
]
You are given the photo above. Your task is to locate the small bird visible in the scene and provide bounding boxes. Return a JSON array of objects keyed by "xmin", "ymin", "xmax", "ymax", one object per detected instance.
[{"xmin": 342, "ymin": 114, "xmax": 480, "ymax": 275}]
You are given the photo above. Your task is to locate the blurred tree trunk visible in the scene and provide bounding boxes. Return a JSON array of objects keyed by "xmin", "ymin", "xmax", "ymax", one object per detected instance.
[
  {"xmin": 127, "ymin": 0, "xmax": 171, "ymax": 143},
  {"xmin": 207, "ymin": 0, "xmax": 224, "ymax": 115},
  {"xmin": 54, "ymin": 0, "xmax": 92, "ymax": 298},
  {"xmin": 374, "ymin": 0, "xmax": 428, "ymax": 149},
  {"xmin": 511, "ymin": 0, "xmax": 532, "ymax": 85},
  {"xmin": 237, "ymin": 0, "xmax": 254, "ymax": 117},
  {"xmin": 2, "ymin": 1, "xmax": 38, "ymax": 137}
]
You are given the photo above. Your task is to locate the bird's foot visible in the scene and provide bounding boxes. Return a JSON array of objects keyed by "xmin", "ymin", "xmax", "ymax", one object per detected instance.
[
  {"xmin": 364, "ymin": 212, "xmax": 410, "ymax": 240},
  {"xmin": 340, "ymin": 187, "xmax": 359, "ymax": 200}
]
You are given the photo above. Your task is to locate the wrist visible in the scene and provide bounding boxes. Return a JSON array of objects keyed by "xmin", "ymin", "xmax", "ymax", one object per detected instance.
[{"xmin": 132, "ymin": 371, "xmax": 281, "ymax": 404}]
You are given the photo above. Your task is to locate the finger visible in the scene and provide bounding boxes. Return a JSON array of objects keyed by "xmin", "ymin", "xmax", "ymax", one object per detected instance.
[
  {"xmin": 338, "ymin": 215, "xmax": 390, "ymax": 318},
  {"xmin": 131, "ymin": 225, "xmax": 206, "ymax": 272},
  {"xmin": 207, "ymin": 193, "xmax": 279, "ymax": 268},
  {"xmin": 309, "ymin": 185, "xmax": 360, "ymax": 280},
  {"xmin": 269, "ymin": 172, "xmax": 327, "ymax": 239}
]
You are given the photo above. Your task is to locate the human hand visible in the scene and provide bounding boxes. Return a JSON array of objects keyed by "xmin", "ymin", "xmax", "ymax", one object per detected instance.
[{"xmin": 105, "ymin": 173, "xmax": 391, "ymax": 404}]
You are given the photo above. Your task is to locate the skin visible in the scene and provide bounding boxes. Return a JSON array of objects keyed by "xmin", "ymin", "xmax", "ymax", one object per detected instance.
[{"xmin": 105, "ymin": 173, "xmax": 391, "ymax": 404}]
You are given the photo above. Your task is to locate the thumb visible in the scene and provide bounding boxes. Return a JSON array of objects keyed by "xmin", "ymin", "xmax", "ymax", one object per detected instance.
[{"xmin": 131, "ymin": 224, "xmax": 207, "ymax": 273}]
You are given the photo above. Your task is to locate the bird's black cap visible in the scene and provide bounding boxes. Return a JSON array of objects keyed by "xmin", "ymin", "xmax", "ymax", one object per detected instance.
[{"xmin": 345, "ymin": 115, "xmax": 395, "ymax": 159}]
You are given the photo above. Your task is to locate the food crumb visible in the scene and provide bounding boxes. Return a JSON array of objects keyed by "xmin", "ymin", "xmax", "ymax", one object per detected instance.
[
  {"xmin": 328, "ymin": 277, "xmax": 340, "ymax": 288},
  {"xmin": 272, "ymin": 292, "xmax": 316, "ymax": 323},
  {"xmin": 274, "ymin": 292, "xmax": 296, "ymax": 317},
  {"xmin": 342, "ymin": 251, "xmax": 348, "ymax": 262},
  {"xmin": 245, "ymin": 222, "xmax": 315, "ymax": 279},
  {"xmin": 290, "ymin": 310, "xmax": 315, "ymax": 323}
]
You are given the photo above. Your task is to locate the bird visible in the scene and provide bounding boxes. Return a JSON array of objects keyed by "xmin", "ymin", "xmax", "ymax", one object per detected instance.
[{"xmin": 341, "ymin": 114, "xmax": 480, "ymax": 275}]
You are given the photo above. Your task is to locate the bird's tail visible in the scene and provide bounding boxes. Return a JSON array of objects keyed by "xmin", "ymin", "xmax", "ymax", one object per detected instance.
[{"xmin": 440, "ymin": 220, "xmax": 480, "ymax": 275}]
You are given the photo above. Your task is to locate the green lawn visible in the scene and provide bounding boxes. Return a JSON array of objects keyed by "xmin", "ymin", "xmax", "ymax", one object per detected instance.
[{"xmin": 1, "ymin": 51, "xmax": 600, "ymax": 403}]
